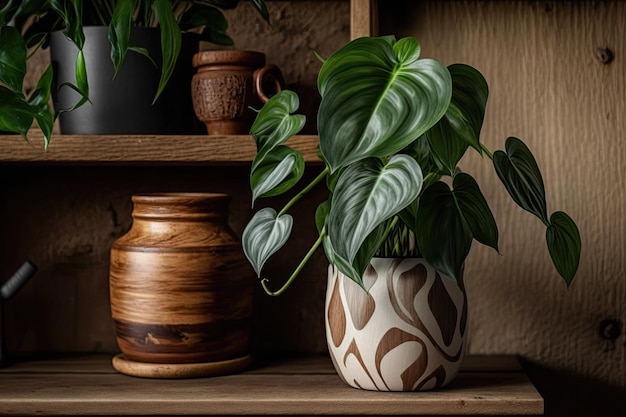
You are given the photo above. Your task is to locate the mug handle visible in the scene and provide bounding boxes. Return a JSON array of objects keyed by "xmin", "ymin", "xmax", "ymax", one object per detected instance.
[{"xmin": 253, "ymin": 64, "xmax": 285, "ymax": 103}]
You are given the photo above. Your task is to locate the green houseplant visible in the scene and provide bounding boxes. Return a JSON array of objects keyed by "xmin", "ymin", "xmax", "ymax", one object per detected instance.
[
  {"xmin": 241, "ymin": 35, "xmax": 582, "ymax": 391},
  {"xmin": 0, "ymin": 0, "xmax": 268, "ymax": 146}
]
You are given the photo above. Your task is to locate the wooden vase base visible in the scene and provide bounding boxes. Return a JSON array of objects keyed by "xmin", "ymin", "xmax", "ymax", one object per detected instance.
[{"xmin": 112, "ymin": 353, "xmax": 253, "ymax": 379}]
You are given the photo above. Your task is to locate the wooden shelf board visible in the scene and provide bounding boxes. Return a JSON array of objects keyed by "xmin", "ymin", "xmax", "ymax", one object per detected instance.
[
  {"xmin": 0, "ymin": 134, "xmax": 321, "ymax": 165},
  {"xmin": 0, "ymin": 354, "xmax": 543, "ymax": 416}
]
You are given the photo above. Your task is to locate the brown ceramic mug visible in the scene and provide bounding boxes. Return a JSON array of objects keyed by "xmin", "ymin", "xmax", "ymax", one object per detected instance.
[{"xmin": 191, "ymin": 50, "xmax": 285, "ymax": 135}]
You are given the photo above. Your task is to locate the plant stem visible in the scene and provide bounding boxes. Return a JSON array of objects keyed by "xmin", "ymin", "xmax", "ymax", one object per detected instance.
[
  {"xmin": 261, "ymin": 227, "xmax": 326, "ymax": 296},
  {"xmin": 376, "ymin": 216, "xmax": 399, "ymax": 256},
  {"xmin": 278, "ymin": 167, "xmax": 329, "ymax": 217},
  {"xmin": 480, "ymin": 143, "xmax": 494, "ymax": 159},
  {"xmin": 423, "ymin": 172, "xmax": 438, "ymax": 185},
  {"xmin": 261, "ymin": 165, "xmax": 329, "ymax": 295}
]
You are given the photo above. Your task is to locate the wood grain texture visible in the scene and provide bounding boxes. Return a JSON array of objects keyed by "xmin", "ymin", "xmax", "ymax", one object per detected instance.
[
  {"xmin": 380, "ymin": 1, "xmax": 626, "ymax": 388},
  {"xmin": 111, "ymin": 353, "xmax": 253, "ymax": 378},
  {"xmin": 0, "ymin": 134, "xmax": 321, "ymax": 164},
  {"xmin": 0, "ymin": 354, "xmax": 543, "ymax": 416},
  {"xmin": 109, "ymin": 193, "xmax": 254, "ymax": 364},
  {"xmin": 351, "ymin": 0, "xmax": 378, "ymax": 39}
]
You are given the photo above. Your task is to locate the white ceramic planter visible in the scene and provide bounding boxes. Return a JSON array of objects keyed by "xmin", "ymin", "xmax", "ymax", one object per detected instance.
[{"xmin": 325, "ymin": 257, "xmax": 468, "ymax": 391}]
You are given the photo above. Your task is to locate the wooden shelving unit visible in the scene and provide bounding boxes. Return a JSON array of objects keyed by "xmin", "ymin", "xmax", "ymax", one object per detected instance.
[
  {"xmin": 0, "ymin": 134, "xmax": 321, "ymax": 165},
  {"xmin": 0, "ymin": 354, "xmax": 543, "ymax": 416}
]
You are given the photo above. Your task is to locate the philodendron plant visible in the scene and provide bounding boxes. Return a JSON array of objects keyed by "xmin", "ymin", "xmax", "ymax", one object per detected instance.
[{"xmin": 242, "ymin": 35, "xmax": 581, "ymax": 295}]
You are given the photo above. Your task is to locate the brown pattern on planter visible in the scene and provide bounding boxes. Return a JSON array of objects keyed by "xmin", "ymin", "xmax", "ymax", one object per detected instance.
[
  {"xmin": 342, "ymin": 265, "xmax": 376, "ymax": 330},
  {"xmin": 343, "ymin": 339, "xmax": 377, "ymax": 389},
  {"xmin": 375, "ymin": 327, "xmax": 427, "ymax": 391},
  {"xmin": 428, "ymin": 273, "xmax": 458, "ymax": 347},
  {"xmin": 460, "ymin": 293, "xmax": 468, "ymax": 338},
  {"xmin": 415, "ymin": 365, "xmax": 448, "ymax": 391},
  {"xmin": 327, "ymin": 274, "xmax": 346, "ymax": 347},
  {"xmin": 391, "ymin": 262, "xmax": 428, "ymax": 327}
]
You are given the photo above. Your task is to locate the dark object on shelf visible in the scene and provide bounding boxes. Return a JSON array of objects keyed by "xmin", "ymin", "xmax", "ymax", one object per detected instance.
[
  {"xmin": 0, "ymin": 260, "xmax": 37, "ymax": 368},
  {"xmin": 50, "ymin": 27, "xmax": 201, "ymax": 135}
]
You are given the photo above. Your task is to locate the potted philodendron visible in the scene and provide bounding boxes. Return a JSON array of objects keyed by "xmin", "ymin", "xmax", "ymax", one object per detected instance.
[
  {"xmin": 242, "ymin": 36, "xmax": 582, "ymax": 391},
  {"xmin": 0, "ymin": 0, "xmax": 268, "ymax": 143}
]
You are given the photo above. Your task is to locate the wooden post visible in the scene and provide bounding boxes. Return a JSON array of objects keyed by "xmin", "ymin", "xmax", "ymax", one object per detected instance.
[{"xmin": 350, "ymin": 0, "xmax": 378, "ymax": 39}]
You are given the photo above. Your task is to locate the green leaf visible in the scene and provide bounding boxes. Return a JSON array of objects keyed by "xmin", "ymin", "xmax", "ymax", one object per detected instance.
[
  {"xmin": 28, "ymin": 65, "xmax": 54, "ymax": 148},
  {"xmin": 0, "ymin": 86, "xmax": 36, "ymax": 137},
  {"xmin": 14, "ymin": 0, "xmax": 51, "ymax": 18},
  {"xmin": 378, "ymin": 218, "xmax": 419, "ymax": 258},
  {"xmin": 445, "ymin": 64, "xmax": 488, "ymax": 152},
  {"xmin": 401, "ymin": 137, "xmax": 441, "ymax": 187},
  {"xmin": 20, "ymin": 11, "xmax": 61, "ymax": 50},
  {"xmin": 546, "ymin": 211, "xmax": 581, "ymax": 286},
  {"xmin": 251, "ymin": 145, "xmax": 304, "ymax": 204},
  {"xmin": 49, "ymin": 0, "xmax": 85, "ymax": 49},
  {"xmin": 415, "ymin": 174, "xmax": 498, "ymax": 280},
  {"xmin": 250, "ymin": 89, "xmax": 306, "ymax": 174},
  {"xmin": 415, "ymin": 181, "xmax": 473, "ymax": 281},
  {"xmin": 425, "ymin": 116, "xmax": 469, "ymax": 176},
  {"xmin": 346, "ymin": 222, "xmax": 387, "ymax": 291},
  {"xmin": 326, "ymin": 154, "xmax": 423, "ymax": 282},
  {"xmin": 151, "ymin": 0, "xmax": 182, "ymax": 103},
  {"xmin": 0, "ymin": 25, "xmax": 27, "ymax": 93},
  {"xmin": 248, "ymin": 0, "xmax": 270, "ymax": 21},
  {"xmin": 453, "ymin": 173, "xmax": 499, "ymax": 251},
  {"xmin": 397, "ymin": 199, "xmax": 418, "ymax": 234},
  {"xmin": 426, "ymin": 64, "xmax": 489, "ymax": 175},
  {"xmin": 127, "ymin": 46, "xmax": 154, "ymax": 63},
  {"xmin": 323, "ymin": 234, "xmax": 362, "ymax": 286},
  {"xmin": 250, "ymin": 90, "xmax": 305, "ymax": 153},
  {"xmin": 108, "ymin": 0, "xmax": 136, "ymax": 76},
  {"xmin": 493, "ymin": 137, "xmax": 549, "ymax": 225},
  {"xmin": 317, "ymin": 36, "xmax": 451, "ymax": 172},
  {"xmin": 315, "ymin": 199, "xmax": 330, "ymax": 235},
  {"xmin": 242, "ymin": 207, "xmax": 293, "ymax": 277},
  {"xmin": 57, "ymin": 49, "xmax": 89, "ymax": 112},
  {"xmin": 180, "ymin": 6, "xmax": 233, "ymax": 46},
  {"xmin": 46, "ymin": 0, "xmax": 90, "ymax": 113}
]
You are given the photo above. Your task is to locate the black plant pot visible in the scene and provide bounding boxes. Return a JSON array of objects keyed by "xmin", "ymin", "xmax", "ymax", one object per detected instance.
[{"xmin": 50, "ymin": 26, "xmax": 200, "ymax": 135}]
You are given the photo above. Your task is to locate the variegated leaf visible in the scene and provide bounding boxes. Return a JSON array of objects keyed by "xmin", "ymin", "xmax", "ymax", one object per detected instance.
[
  {"xmin": 251, "ymin": 146, "xmax": 304, "ymax": 204},
  {"xmin": 326, "ymin": 154, "xmax": 423, "ymax": 281},
  {"xmin": 242, "ymin": 208, "xmax": 293, "ymax": 277},
  {"xmin": 318, "ymin": 36, "xmax": 451, "ymax": 172}
]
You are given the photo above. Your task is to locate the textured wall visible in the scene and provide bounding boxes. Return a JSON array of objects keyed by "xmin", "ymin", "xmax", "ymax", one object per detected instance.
[
  {"xmin": 221, "ymin": 1, "xmax": 351, "ymax": 133},
  {"xmin": 380, "ymin": 1, "xmax": 626, "ymax": 389}
]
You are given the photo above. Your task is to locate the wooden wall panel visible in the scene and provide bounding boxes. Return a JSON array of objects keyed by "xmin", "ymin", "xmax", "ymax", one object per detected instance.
[
  {"xmin": 351, "ymin": 0, "xmax": 378, "ymax": 38},
  {"xmin": 380, "ymin": 1, "xmax": 626, "ymax": 388}
]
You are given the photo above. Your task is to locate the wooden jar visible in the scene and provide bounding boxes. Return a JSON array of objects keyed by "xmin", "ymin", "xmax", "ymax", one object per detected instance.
[
  {"xmin": 109, "ymin": 193, "xmax": 253, "ymax": 377},
  {"xmin": 191, "ymin": 50, "xmax": 284, "ymax": 135}
]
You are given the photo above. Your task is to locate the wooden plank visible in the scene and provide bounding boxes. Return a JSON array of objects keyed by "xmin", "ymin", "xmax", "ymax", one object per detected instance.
[
  {"xmin": 0, "ymin": 355, "xmax": 543, "ymax": 416},
  {"xmin": 350, "ymin": 0, "xmax": 378, "ymax": 39},
  {"xmin": 0, "ymin": 134, "xmax": 321, "ymax": 164}
]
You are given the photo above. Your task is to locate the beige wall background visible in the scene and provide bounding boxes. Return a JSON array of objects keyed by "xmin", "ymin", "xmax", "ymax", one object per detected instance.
[
  {"xmin": 377, "ymin": 0, "xmax": 626, "ymax": 389},
  {"xmin": 3, "ymin": 2, "xmax": 625, "ymax": 411}
]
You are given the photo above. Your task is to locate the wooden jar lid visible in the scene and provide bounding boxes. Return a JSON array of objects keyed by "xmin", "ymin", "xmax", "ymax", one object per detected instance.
[{"xmin": 112, "ymin": 354, "xmax": 253, "ymax": 379}]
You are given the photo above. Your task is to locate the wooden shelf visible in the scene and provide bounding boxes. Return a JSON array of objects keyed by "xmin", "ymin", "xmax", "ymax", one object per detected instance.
[
  {"xmin": 0, "ymin": 354, "xmax": 543, "ymax": 416},
  {"xmin": 0, "ymin": 134, "xmax": 321, "ymax": 165}
]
